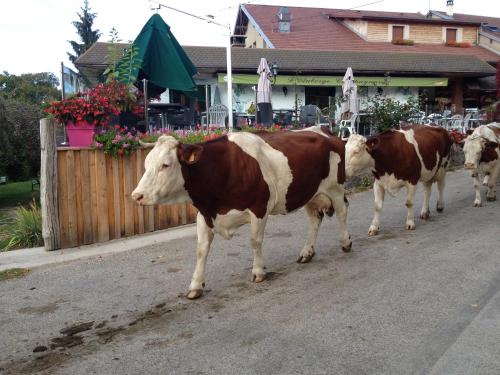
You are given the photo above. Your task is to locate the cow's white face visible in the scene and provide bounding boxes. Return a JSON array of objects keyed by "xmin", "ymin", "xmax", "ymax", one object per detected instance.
[
  {"xmin": 463, "ymin": 136, "xmax": 484, "ymax": 170},
  {"xmin": 345, "ymin": 134, "xmax": 375, "ymax": 177},
  {"xmin": 132, "ymin": 136, "xmax": 192, "ymax": 205}
]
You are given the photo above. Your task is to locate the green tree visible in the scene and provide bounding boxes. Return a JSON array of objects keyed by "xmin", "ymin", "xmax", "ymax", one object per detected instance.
[
  {"xmin": 0, "ymin": 71, "xmax": 59, "ymax": 107},
  {"xmin": 0, "ymin": 97, "xmax": 40, "ymax": 180},
  {"xmin": 67, "ymin": 0, "xmax": 101, "ymax": 64}
]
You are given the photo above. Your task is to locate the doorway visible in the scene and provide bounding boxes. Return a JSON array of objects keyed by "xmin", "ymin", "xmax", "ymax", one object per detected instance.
[{"xmin": 305, "ymin": 86, "xmax": 336, "ymax": 109}]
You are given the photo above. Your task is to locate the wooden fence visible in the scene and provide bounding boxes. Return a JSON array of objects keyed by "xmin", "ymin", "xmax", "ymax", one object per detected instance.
[{"xmin": 40, "ymin": 119, "xmax": 197, "ymax": 250}]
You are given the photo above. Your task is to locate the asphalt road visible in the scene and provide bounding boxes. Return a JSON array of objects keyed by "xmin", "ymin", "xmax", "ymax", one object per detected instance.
[{"xmin": 0, "ymin": 169, "xmax": 499, "ymax": 375}]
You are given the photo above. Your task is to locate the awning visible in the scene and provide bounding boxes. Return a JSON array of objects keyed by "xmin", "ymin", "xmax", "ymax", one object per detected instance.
[{"xmin": 218, "ymin": 74, "xmax": 448, "ymax": 87}]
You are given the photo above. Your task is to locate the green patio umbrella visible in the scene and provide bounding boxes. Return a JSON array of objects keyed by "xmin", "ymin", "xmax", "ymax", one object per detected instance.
[{"xmin": 116, "ymin": 14, "xmax": 197, "ymax": 96}]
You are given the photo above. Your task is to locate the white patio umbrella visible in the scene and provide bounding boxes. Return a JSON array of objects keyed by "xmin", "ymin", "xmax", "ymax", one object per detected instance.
[
  {"xmin": 341, "ymin": 67, "xmax": 358, "ymax": 115},
  {"xmin": 257, "ymin": 58, "xmax": 272, "ymax": 104},
  {"xmin": 256, "ymin": 58, "xmax": 273, "ymax": 126}
]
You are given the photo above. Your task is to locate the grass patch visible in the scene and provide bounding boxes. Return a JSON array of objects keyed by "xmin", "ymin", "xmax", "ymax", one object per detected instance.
[
  {"xmin": 0, "ymin": 268, "xmax": 30, "ymax": 281},
  {"xmin": 0, "ymin": 181, "xmax": 40, "ymax": 209}
]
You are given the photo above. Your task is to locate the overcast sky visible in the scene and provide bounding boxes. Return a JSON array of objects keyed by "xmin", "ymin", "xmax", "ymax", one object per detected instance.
[{"xmin": 1, "ymin": 0, "xmax": 499, "ymax": 79}]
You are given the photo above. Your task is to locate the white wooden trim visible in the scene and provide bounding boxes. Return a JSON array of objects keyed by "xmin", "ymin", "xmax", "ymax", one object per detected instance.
[
  {"xmin": 388, "ymin": 24, "xmax": 410, "ymax": 41},
  {"xmin": 442, "ymin": 27, "xmax": 462, "ymax": 43}
]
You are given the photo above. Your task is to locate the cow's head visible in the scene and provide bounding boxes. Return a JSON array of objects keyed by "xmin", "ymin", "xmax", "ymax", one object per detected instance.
[
  {"xmin": 345, "ymin": 134, "xmax": 376, "ymax": 178},
  {"xmin": 462, "ymin": 135, "xmax": 497, "ymax": 170},
  {"xmin": 131, "ymin": 136, "xmax": 202, "ymax": 205}
]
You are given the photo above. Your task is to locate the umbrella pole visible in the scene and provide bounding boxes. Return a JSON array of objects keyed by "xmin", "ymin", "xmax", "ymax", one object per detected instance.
[
  {"xmin": 226, "ymin": 32, "xmax": 233, "ymax": 130},
  {"xmin": 205, "ymin": 84, "xmax": 209, "ymax": 131},
  {"xmin": 143, "ymin": 79, "xmax": 150, "ymax": 133}
]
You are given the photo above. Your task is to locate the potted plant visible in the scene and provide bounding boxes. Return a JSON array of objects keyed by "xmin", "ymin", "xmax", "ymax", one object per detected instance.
[
  {"xmin": 91, "ymin": 80, "xmax": 144, "ymax": 128},
  {"xmin": 45, "ymin": 85, "xmax": 121, "ymax": 147}
]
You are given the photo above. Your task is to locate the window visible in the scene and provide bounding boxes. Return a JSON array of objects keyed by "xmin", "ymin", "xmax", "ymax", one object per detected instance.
[
  {"xmin": 446, "ymin": 28, "xmax": 457, "ymax": 43},
  {"xmin": 392, "ymin": 25, "xmax": 404, "ymax": 41}
]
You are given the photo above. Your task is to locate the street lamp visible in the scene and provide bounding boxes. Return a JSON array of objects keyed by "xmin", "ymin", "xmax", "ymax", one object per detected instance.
[{"xmin": 148, "ymin": 0, "xmax": 234, "ymax": 129}]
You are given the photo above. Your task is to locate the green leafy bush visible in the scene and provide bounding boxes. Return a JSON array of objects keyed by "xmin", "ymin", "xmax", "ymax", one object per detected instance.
[
  {"xmin": 0, "ymin": 200, "xmax": 43, "ymax": 251},
  {"xmin": 92, "ymin": 126, "xmax": 141, "ymax": 157},
  {"xmin": 366, "ymin": 95, "xmax": 420, "ymax": 132}
]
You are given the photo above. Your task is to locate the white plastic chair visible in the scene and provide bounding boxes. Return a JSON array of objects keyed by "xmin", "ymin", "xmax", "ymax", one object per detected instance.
[
  {"xmin": 338, "ymin": 113, "xmax": 359, "ymax": 139},
  {"xmin": 446, "ymin": 114, "xmax": 463, "ymax": 132},
  {"xmin": 462, "ymin": 113, "xmax": 472, "ymax": 133},
  {"xmin": 208, "ymin": 104, "xmax": 228, "ymax": 128}
]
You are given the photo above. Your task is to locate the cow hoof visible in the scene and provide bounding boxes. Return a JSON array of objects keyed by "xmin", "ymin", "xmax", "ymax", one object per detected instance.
[
  {"xmin": 368, "ymin": 227, "xmax": 379, "ymax": 236},
  {"xmin": 297, "ymin": 253, "xmax": 315, "ymax": 263},
  {"xmin": 474, "ymin": 201, "xmax": 482, "ymax": 207},
  {"xmin": 486, "ymin": 196, "xmax": 496, "ymax": 202},
  {"xmin": 406, "ymin": 223, "xmax": 416, "ymax": 230},
  {"xmin": 251, "ymin": 273, "xmax": 266, "ymax": 283},
  {"xmin": 420, "ymin": 211, "xmax": 430, "ymax": 220},
  {"xmin": 186, "ymin": 289, "xmax": 203, "ymax": 300},
  {"xmin": 342, "ymin": 241, "xmax": 352, "ymax": 253},
  {"xmin": 436, "ymin": 206, "xmax": 444, "ymax": 213}
]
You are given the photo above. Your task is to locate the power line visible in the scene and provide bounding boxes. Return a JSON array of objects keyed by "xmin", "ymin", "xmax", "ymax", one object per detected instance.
[{"xmin": 349, "ymin": 0, "xmax": 385, "ymax": 11}]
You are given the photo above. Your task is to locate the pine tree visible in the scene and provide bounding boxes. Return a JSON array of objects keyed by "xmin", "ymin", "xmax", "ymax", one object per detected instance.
[{"xmin": 67, "ymin": 0, "xmax": 101, "ymax": 64}]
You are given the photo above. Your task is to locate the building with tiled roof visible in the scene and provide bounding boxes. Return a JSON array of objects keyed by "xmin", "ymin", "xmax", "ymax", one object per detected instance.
[
  {"xmin": 74, "ymin": 2, "xmax": 498, "ymax": 125},
  {"xmin": 231, "ymin": 1, "xmax": 499, "ymax": 113},
  {"xmin": 233, "ymin": 3, "xmax": 498, "ymax": 63}
]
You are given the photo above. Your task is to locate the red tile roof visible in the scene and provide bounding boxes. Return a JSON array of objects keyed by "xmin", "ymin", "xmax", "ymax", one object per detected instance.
[{"xmin": 242, "ymin": 4, "xmax": 499, "ymax": 63}]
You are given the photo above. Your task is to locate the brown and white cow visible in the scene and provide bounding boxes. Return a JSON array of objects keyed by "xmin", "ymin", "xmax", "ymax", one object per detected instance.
[
  {"xmin": 345, "ymin": 125, "xmax": 452, "ymax": 235},
  {"xmin": 132, "ymin": 128, "xmax": 351, "ymax": 299},
  {"xmin": 462, "ymin": 123, "xmax": 500, "ymax": 206}
]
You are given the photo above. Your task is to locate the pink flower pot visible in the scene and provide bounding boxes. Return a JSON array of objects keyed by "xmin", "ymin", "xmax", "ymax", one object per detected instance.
[{"xmin": 66, "ymin": 120, "xmax": 96, "ymax": 147}]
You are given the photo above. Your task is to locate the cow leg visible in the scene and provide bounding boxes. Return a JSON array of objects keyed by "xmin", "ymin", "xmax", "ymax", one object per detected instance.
[
  {"xmin": 332, "ymin": 194, "xmax": 351, "ymax": 252},
  {"xmin": 436, "ymin": 169, "xmax": 446, "ymax": 212},
  {"xmin": 485, "ymin": 166, "xmax": 499, "ymax": 202},
  {"xmin": 483, "ymin": 173, "xmax": 490, "ymax": 187},
  {"xmin": 473, "ymin": 173, "xmax": 482, "ymax": 207},
  {"xmin": 250, "ymin": 213, "xmax": 268, "ymax": 283},
  {"xmin": 187, "ymin": 213, "xmax": 214, "ymax": 300},
  {"xmin": 297, "ymin": 203, "xmax": 322, "ymax": 263},
  {"xmin": 405, "ymin": 184, "xmax": 417, "ymax": 230},
  {"xmin": 420, "ymin": 182, "xmax": 432, "ymax": 220},
  {"xmin": 368, "ymin": 179, "xmax": 385, "ymax": 236}
]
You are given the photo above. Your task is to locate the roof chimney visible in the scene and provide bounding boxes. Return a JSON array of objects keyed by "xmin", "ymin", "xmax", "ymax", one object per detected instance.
[
  {"xmin": 446, "ymin": 0, "xmax": 454, "ymax": 17},
  {"xmin": 277, "ymin": 7, "xmax": 292, "ymax": 33}
]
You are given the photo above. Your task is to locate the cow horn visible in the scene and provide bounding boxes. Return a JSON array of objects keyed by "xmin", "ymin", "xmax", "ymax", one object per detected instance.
[{"xmin": 139, "ymin": 140, "xmax": 156, "ymax": 148}]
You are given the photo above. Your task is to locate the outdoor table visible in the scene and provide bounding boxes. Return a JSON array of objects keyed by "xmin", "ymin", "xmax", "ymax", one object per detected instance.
[{"xmin": 148, "ymin": 103, "xmax": 190, "ymax": 130}]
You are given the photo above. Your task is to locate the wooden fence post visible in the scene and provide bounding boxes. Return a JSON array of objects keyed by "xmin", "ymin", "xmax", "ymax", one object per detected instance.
[{"xmin": 40, "ymin": 118, "xmax": 61, "ymax": 250}]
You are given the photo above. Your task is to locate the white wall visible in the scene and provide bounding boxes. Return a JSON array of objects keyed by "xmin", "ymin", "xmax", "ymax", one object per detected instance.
[
  {"xmin": 217, "ymin": 84, "xmax": 305, "ymax": 113},
  {"xmin": 208, "ymin": 81, "xmax": 418, "ymax": 116}
]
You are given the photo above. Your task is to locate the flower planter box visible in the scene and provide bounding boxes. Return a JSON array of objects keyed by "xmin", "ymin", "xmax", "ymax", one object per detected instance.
[
  {"xmin": 445, "ymin": 41, "xmax": 472, "ymax": 48},
  {"xmin": 391, "ymin": 39, "xmax": 414, "ymax": 46},
  {"xmin": 66, "ymin": 121, "xmax": 96, "ymax": 147}
]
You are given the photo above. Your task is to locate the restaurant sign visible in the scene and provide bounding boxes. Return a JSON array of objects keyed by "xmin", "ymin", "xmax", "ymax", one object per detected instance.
[{"xmin": 218, "ymin": 74, "xmax": 448, "ymax": 87}]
